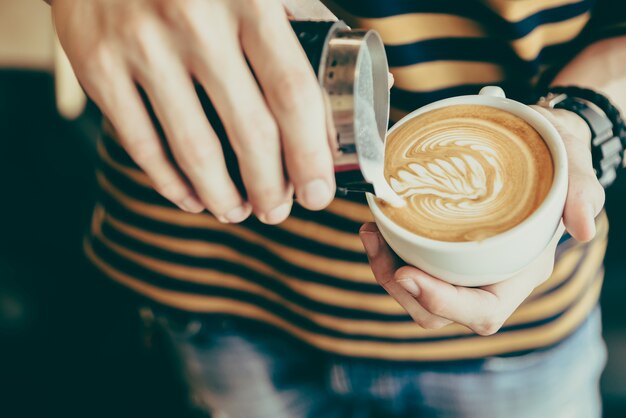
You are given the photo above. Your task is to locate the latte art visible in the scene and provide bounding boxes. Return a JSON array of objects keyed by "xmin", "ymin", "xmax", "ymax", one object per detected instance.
[{"xmin": 381, "ymin": 105, "xmax": 554, "ymax": 242}]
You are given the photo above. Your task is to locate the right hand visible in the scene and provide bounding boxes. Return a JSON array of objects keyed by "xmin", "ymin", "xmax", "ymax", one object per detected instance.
[{"xmin": 51, "ymin": 0, "xmax": 336, "ymax": 224}]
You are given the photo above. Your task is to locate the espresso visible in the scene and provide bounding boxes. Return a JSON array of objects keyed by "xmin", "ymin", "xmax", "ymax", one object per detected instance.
[{"xmin": 380, "ymin": 105, "xmax": 554, "ymax": 242}]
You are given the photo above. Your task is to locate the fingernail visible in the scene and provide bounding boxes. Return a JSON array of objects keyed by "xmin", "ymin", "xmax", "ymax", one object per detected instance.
[
  {"xmin": 300, "ymin": 179, "xmax": 332, "ymax": 209},
  {"xmin": 225, "ymin": 203, "xmax": 252, "ymax": 223},
  {"xmin": 259, "ymin": 202, "xmax": 292, "ymax": 224},
  {"xmin": 360, "ymin": 231, "xmax": 380, "ymax": 258},
  {"xmin": 360, "ymin": 223, "xmax": 379, "ymax": 234},
  {"xmin": 397, "ymin": 278, "xmax": 420, "ymax": 296},
  {"xmin": 180, "ymin": 197, "xmax": 204, "ymax": 213}
]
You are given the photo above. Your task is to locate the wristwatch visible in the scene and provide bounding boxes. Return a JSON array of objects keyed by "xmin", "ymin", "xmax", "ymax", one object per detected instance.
[{"xmin": 537, "ymin": 89, "xmax": 624, "ymax": 188}]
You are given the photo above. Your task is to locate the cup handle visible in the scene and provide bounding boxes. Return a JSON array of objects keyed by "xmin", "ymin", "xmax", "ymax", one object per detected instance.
[{"xmin": 479, "ymin": 86, "xmax": 506, "ymax": 98}]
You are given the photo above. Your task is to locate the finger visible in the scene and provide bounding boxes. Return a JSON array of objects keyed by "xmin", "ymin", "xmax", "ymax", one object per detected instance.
[
  {"xmin": 129, "ymin": 26, "xmax": 250, "ymax": 223},
  {"xmin": 360, "ymin": 223, "xmax": 452, "ymax": 329},
  {"xmin": 563, "ymin": 174, "xmax": 604, "ymax": 242},
  {"xmin": 181, "ymin": 4, "xmax": 292, "ymax": 224},
  {"xmin": 395, "ymin": 268, "xmax": 501, "ymax": 335},
  {"xmin": 160, "ymin": 1, "xmax": 291, "ymax": 224},
  {"xmin": 82, "ymin": 56, "xmax": 204, "ymax": 213},
  {"xmin": 533, "ymin": 107, "xmax": 605, "ymax": 242},
  {"xmin": 359, "ymin": 223, "xmax": 402, "ymax": 285},
  {"xmin": 239, "ymin": 1, "xmax": 336, "ymax": 211},
  {"xmin": 388, "ymin": 72, "xmax": 395, "ymax": 90},
  {"xmin": 394, "ymin": 222, "xmax": 564, "ymax": 335},
  {"xmin": 559, "ymin": 124, "xmax": 604, "ymax": 242},
  {"xmin": 281, "ymin": 0, "xmax": 338, "ymax": 20}
]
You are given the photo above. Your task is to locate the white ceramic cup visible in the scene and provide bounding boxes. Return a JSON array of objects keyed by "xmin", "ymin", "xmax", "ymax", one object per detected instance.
[{"xmin": 366, "ymin": 86, "xmax": 568, "ymax": 287}]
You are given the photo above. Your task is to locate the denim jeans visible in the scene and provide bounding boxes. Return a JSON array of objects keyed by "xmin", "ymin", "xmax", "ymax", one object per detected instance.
[{"xmin": 157, "ymin": 307, "xmax": 606, "ymax": 418}]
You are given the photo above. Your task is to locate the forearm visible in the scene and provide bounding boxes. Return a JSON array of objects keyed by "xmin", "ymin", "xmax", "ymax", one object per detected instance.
[{"xmin": 552, "ymin": 35, "xmax": 626, "ymax": 166}]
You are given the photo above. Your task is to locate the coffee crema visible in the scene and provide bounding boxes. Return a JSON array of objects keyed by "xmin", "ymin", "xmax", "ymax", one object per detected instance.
[{"xmin": 380, "ymin": 105, "xmax": 554, "ymax": 242}]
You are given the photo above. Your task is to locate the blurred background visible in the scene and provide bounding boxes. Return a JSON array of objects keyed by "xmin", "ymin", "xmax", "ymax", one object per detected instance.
[{"xmin": 1, "ymin": 1, "xmax": 625, "ymax": 417}]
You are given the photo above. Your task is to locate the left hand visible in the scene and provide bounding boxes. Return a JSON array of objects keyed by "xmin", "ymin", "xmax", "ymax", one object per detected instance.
[{"xmin": 360, "ymin": 107, "xmax": 605, "ymax": 335}]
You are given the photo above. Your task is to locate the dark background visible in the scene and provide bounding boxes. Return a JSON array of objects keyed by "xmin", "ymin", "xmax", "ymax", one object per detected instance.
[{"xmin": 1, "ymin": 70, "xmax": 625, "ymax": 417}]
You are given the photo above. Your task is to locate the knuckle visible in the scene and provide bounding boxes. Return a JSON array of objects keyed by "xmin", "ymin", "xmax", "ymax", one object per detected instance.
[
  {"xmin": 173, "ymin": 0, "xmax": 200, "ymax": 10},
  {"xmin": 177, "ymin": 140, "xmax": 214, "ymax": 171},
  {"xmin": 247, "ymin": 184, "xmax": 285, "ymax": 208},
  {"xmin": 122, "ymin": 9, "xmax": 153, "ymax": 38},
  {"xmin": 418, "ymin": 318, "xmax": 448, "ymax": 330},
  {"xmin": 272, "ymin": 71, "xmax": 320, "ymax": 111},
  {"xmin": 81, "ymin": 43, "xmax": 112, "ymax": 74},
  {"xmin": 135, "ymin": 36, "xmax": 159, "ymax": 66},
  {"xmin": 154, "ymin": 180, "xmax": 188, "ymax": 203},
  {"xmin": 253, "ymin": 117, "xmax": 280, "ymax": 143},
  {"xmin": 121, "ymin": 15, "xmax": 161, "ymax": 65},
  {"xmin": 93, "ymin": 44, "xmax": 116, "ymax": 73},
  {"xmin": 474, "ymin": 320, "xmax": 503, "ymax": 336},
  {"xmin": 395, "ymin": 266, "xmax": 416, "ymax": 280},
  {"xmin": 572, "ymin": 175, "xmax": 606, "ymax": 214},
  {"xmin": 287, "ymin": 151, "xmax": 332, "ymax": 186},
  {"xmin": 421, "ymin": 293, "xmax": 448, "ymax": 316},
  {"xmin": 126, "ymin": 138, "xmax": 161, "ymax": 166},
  {"xmin": 234, "ymin": 119, "xmax": 280, "ymax": 156},
  {"xmin": 239, "ymin": 0, "xmax": 268, "ymax": 19},
  {"xmin": 74, "ymin": 44, "xmax": 118, "ymax": 89},
  {"xmin": 290, "ymin": 147, "xmax": 327, "ymax": 169},
  {"xmin": 570, "ymin": 174, "xmax": 592, "ymax": 200},
  {"xmin": 593, "ymin": 181, "xmax": 606, "ymax": 210},
  {"xmin": 171, "ymin": 0, "xmax": 211, "ymax": 40}
]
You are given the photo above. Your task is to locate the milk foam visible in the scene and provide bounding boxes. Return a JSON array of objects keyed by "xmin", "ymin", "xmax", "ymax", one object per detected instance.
[
  {"xmin": 354, "ymin": 47, "xmax": 404, "ymax": 207},
  {"xmin": 381, "ymin": 105, "xmax": 553, "ymax": 242},
  {"xmin": 390, "ymin": 127, "xmax": 509, "ymax": 220}
]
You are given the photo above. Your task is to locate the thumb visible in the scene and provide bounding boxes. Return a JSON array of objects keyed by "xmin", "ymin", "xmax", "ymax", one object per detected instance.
[
  {"xmin": 560, "ymin": 135, "xmax": 605, "ymax": 241},
  {"xmin": 533, "ymin": 107, "xmax": 605, "ymax": 242},
  {"xmin": 563, "ymin": 175, "xmax": 604, "ymax": 242},
  {"xmin": 281, "ymin": 0, "xmax": 338, "ymax": 20},
  {"xmin": 359, "ymin": 223, "xmax": 403, "ymax": 286}
]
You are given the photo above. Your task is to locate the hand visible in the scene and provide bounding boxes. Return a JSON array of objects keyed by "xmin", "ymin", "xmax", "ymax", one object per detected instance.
[
  {"xmin": 282, "ymin": 0, "xmax": 337, "ymax": 19},
  {"xmin": 532, "ymin": 106, "xmax": 605, "ymax": 241},
  {"xmin": 359, "ymin": 107, "xmax": 605, "ymax": 335},
  {"xmin": 52, "ymin": 0, "xmax": 336, "ymax": 223}
]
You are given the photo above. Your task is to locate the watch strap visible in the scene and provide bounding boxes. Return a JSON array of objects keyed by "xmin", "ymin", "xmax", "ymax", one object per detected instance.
[{"xmin": 542, "ymin": 86, "xmax": 625, "ymax": 188}]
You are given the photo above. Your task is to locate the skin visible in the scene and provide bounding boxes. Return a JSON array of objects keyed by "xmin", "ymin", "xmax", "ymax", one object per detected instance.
[
  {"xmin": 50, "ymin": 0, "xmax": 337, "ymax": 224},
  {"xmin": 48, "ymin": 0, "xmax": 625, "ymax": 335},
  {"xmin": 361, "ymin": 36, "xmax": 626, "ymax": 335}
]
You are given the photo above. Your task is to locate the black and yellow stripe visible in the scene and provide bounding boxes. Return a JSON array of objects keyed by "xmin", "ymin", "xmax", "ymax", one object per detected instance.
[
  {"xmin": 85, "ymin": 0, "xmax": 617, "ymax": 361},
  {"xmin": 322, "ymin": 0, "xmax": 609, "ymax": 120},
  {"xmin": 87, "ymin": 128, "xmax": 608, "ymax": 360}
]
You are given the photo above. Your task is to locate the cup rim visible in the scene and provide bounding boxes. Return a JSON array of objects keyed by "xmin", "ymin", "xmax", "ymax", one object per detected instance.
[{"xmin": 368, "ymin": 93, "xmax": 568, "ymax": 249}]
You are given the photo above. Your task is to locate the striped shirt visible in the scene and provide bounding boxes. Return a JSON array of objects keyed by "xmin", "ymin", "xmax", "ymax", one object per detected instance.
[{"xmin": 85, "ymin": 0, "xmax": 621, "ymax": 361}]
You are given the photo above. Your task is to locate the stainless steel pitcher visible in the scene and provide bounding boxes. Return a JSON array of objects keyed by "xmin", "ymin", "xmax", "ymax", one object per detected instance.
[{"xmin": 292, "ymin": 20, "xmax": 402, "ymax": 205}]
